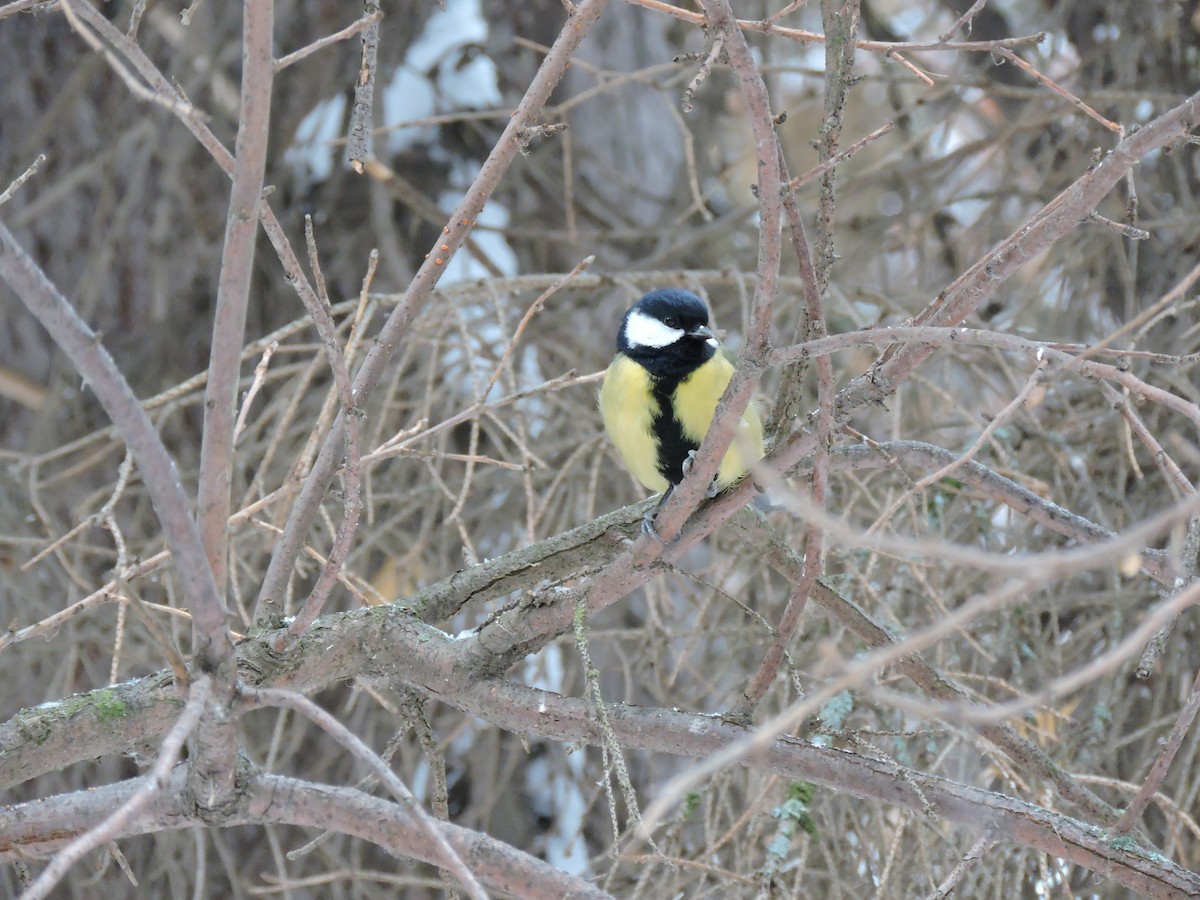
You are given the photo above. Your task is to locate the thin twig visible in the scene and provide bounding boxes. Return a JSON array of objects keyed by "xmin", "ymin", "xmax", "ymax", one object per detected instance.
[
  {"xmin": 233, "ymin": 341, "xmax": 279, "ymax": 444},
  {"xmin": 869, "ymin": 580, "xmax": 1200, "ymax": 727},
  {"xmin": 0, "ymin": 153, "xmax": 47, "ymax": 207},
  {"xmin": 0, "ymin": 0, "xmax": 57, "ymax": 20},
  {"xmin": 938, "ymin": 0, "xmax": 990, "ymax": 42},
  {"xmin": 480, "ymin": 254, "xmax": 594, "ymax": 400},
  {"xmin": 883, "ymin": 47, "xmax": 934, "ymax": 86},
  {"xmin": 1113, "ymin": 663, "xmax": 1200, "ymax": 835},
  {"xmin": 995, "ymin": 47, "xmax": 1121, "ymax": 133},
  {"xmin": 281, "ymin": 220, "xmax": 367, "ymax": 641},
  {"xmin": 275, "ymin": 9, "xmax": 383, "ymax": 71},
  {"xmin": 627, "ymin": 0, "xmax": 1044, "ymax": 53},
  {"xmin": 929, "ymin": 828, "xmax": 996, "ymax": 898},
  {"xmin": 819, "ymin": 88, "xmax": 1200, "ymax": 425},
  {"xmin": 60, "ymin": 0, "xmax": 200, "ymax": 120},
  {"xmin": 681, "ymin": 36, "xmax": 723, "ymax": 113},
  {"xmin": 1087, "ymin": 210, "xmax": 1150, "ymax": 239},
  {"xmin": 866, "ymin": 355, "xmax": 1050, "ymax": 535},
  {"xmin": 785, "ymin": 121, "xmax": 894, "ymax": 192}
]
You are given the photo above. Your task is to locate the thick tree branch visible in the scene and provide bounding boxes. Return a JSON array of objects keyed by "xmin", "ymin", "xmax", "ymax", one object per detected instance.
[
  {"xmin": 186, "ymin": 0, "xmax": 274, "ymax": 819},
  {"xmin": 3, "ymin": 770, "xmax": 611, "ymax": 899},
  {"xmin": 20, "ymin": 678, "xmax": 210, "ymax": 900}
]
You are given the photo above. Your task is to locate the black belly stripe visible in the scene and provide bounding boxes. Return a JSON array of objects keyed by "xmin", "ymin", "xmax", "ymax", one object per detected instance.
[{"xmin": 650, "ymin": 377, "xmax": 697, "ymax": 486}]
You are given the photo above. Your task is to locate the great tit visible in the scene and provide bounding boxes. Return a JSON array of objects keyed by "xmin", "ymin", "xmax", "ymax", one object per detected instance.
[{"xmin": 599, "ymin": 289, "xmax": 765, "ymax": 525}]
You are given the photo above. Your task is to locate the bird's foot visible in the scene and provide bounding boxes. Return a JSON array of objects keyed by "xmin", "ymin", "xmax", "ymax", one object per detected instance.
[
  {"xmin": 641, "ymin": 486, "xmax": 678, "ymax": 544},
  {"xmin": 682, "ymin": 449, "xmax": 721, "ymax": 498},
  {"xmin": 681, "ymin": 449, "xmax": 698, "ymax": 479},
  {"xmin": 641, "ymin": 510, "xmax": 667, "ymax": 543}
]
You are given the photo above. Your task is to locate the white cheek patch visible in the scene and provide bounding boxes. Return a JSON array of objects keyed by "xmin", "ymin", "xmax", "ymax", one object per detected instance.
[{"xmin": 624, "ymin": 309, "xmax": 684, "ymax": 349}]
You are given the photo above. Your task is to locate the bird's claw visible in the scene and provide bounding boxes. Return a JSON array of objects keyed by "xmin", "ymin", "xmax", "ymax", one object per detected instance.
[
  {"xmin": 640, "ymin": 511, "xmax": 667, "ymax": 543},
  {"xmin": 682, "ymin": 449, "xmax": 721, "ymax": 498},
  {"xmin": 681, "ymin": 449, "xmax": 698, "ymax": 479}
]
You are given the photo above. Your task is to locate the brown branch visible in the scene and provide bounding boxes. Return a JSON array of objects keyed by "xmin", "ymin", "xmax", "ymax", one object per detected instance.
[
  {"xmin": 20, "ymin": 677, "xmax": 210, "ymax": 900},
  {"xmin": 60, "ymin": 0, "xmax": 333, "ymax": 632},
  {"xmin": 196, "ymin": 0, "xmax": 274, "ymax": 598},
  {"xmin": 827, "ymin": 89, "xmax": 1200, "ymax": 423},
  {"xmin": 55, "ymin": 0, "xmax": 367, "ymax": 618},
  {"xmin": 185, "ymin": 0, "xmax": 274, "ymax": 820},
  {"xmin": 5, "ymin": 622, "xmax": 1198, "ymax": 896},
  {"xmin": 0, "ymin": 222, "xmax": 232, "ymax": 668},
  {"xmin": 2, "ymin": 439, "xmax": 1178, "ymax": 791},
  {"xmin": 625, "ymin": 0, "xmax": 1044, "ymax": 53},
  {"xmin": 253, "ymin": 0, "xmax": 613, "ymax": 620},
  {"xmin": 432, "ymin": 679, "xmax": 1198, "ymax": 897},
  {"xmin": 3, "ymin": 770, "xmax": 613, "ymax": 900},
  {"xmin": 59, "ymin": 0, "xmax": 200, "ymax": 120},
  {"xmin": 814, "ymin": 0, "xmax": 858, "ymax": 296},
  {"xmin": 275, "ymin": 9, "xmax": 382, "ymax": 71},
  {"xmin": 466, "ymin": 407, "xmax": 1192, "ymax": 672}
]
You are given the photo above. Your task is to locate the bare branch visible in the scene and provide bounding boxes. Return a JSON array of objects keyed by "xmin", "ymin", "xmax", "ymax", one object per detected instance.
[
  {"xmin": 0, "ymin": 222, "xmax": 232, "ymax": 666},
  {"xmin": 275, "ymin": 9, "xmax": 382, "ymax": 72},
  {"xmin": 242, "ymin": 687, "xmax": 488, "ymax": 900},
  {"xmin": 346, "ymin": 0, "xmax": 380, "ymax": 174},
  {"xmin": 21, "ymin": 677, "xmax": 210, "ymax": 900},
  {"xmin": 253, "ymin": 0, "xmax": 613, "ymax": 619},
  {"xmin": 196, "ymin": 0, "xmax": 274, "ymax": 597}
]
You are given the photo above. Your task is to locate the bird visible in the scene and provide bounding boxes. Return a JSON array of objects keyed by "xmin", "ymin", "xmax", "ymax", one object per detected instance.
[{"xmin": 598, "ymin": 289, "xmax": 765, "ymax": 534}]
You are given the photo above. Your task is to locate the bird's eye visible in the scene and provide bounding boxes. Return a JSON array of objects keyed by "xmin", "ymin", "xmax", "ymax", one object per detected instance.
[{"xmin": 663, "ymin": 316, "xmax": 681, "ymax": 329}]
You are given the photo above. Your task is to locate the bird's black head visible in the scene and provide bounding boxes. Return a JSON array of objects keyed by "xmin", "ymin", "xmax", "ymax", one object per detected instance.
[{"xmin": 616, "ymin": 289, "xmax": 718, "ymax": 379}]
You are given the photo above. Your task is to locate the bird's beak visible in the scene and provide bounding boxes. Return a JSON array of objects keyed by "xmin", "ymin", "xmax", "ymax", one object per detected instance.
[{"xmin": 687, "ymin": 324, "xmax": 718, "ymax": 347}]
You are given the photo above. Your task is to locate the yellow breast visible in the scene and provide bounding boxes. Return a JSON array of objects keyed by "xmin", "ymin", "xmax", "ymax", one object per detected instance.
[
  {"xmin": 599, "ymin": 355, "xmax": 671, "ymax": 492},
  {"xmin": 599, "ymin": 353, "xmax": 764, "ymax": 494},
  {"xmin": 673, "ymin": 354, "xmax": 764, "ymax": 491}
]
